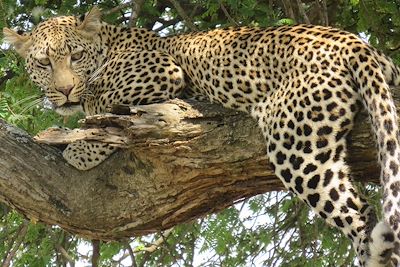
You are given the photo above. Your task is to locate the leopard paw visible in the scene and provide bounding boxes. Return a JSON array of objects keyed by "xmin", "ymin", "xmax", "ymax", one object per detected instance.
[
  {"xmin": 367, "ymin": 221, "xmax": 394, "ymax": 267},
  {"xmin": 63, "ymin": 140, "xmax": 117, "ymax": 170}
]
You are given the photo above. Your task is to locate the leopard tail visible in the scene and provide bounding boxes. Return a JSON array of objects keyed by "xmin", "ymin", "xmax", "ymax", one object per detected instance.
[{"xmin": 352, "ymin": 46, "xmax": 400, "ymax": 265}]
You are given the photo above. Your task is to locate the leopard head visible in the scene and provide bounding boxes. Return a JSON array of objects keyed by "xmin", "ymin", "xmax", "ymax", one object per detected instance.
[{"xmin": 3, "ymin": 7, "xmax": 107, "ymax": 115}]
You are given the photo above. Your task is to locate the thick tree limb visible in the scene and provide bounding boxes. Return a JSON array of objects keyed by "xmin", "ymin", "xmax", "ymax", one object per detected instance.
[{"xmin": 0, "ymin": 90, "xmax": 391, "ymax": 240}]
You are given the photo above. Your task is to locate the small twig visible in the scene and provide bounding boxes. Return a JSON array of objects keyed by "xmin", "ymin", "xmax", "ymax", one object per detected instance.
[
  {"xmin": 91, "ymin": 240, "xmax": 100, "ymax": 267},
  {"xmin": 189, "ymin": 3, "xmax": 200, "ymax": 17},
  {"xmin": 317, "ymin": 0, "xmax": 329, "ymax": 25},
  {"xmin": 138, "ymin": 252, "xmax": 150, "ymax": 267},
  {"xmin": 128, "ymin": 0, "xmax": 145, "ymax": 27},
  {"xmin": 295, "ymin": 0, "xmax": 310, "ymax": 24},
  {"xmin": 103, "ymin": 2, "xmax": 133, "ymax": 15},
  {"xmin": 110, "ymin": 251, "xmax": 130, "ymax": 265},
  {"xmin": 321, "ymin": 0, "xmax": 328, "ymax": 25},
  {"xmin": 0, "ymin": 227, "xmax": 18, "ymax": 263},
  {"xmin": 219, "ymin": 0, "xmax": 239, "ymax": 26},
  {"xmin": 56, "ymin": 244, "xmax": 75, "ymax": 267},
  {"xmin": 153, "ymin": 18, "xmax": 180, "ymax": 33},
  {"xmin": 168, "ymin": 0, "xmax": 198, "ymax": 31},
  {"xmin": 52, "ymin": 230, "xmax": 76, "ymax": 267},
  {"xmin": 134, "ymin": 228, "xmax": 173, "ymax": 253},
  {"xmin": 281, "ymin": 0, "xmax": 295, "ymax": 21},
  {"xmin": 2, "ymin": 221, "xmax": 28, "ymax": 267},
  {"xmin": 125, "ymin": 241, "xmax": 138, "ymax": 267}
]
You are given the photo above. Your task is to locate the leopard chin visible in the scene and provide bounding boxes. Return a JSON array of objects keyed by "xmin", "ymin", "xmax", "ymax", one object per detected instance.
[{"xmin": 54, "ymin": 102, "xmax": 83, "ymax": 116}]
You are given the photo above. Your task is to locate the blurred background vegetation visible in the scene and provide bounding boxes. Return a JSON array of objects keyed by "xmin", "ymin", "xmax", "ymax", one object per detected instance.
[{"xmin": 0, "ymin": 0, "xmax": 399, "ymax": 266}]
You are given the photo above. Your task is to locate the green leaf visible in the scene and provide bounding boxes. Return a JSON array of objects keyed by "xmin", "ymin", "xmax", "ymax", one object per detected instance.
[
  {"xmin": 100, "ymin": 242, "xmax": 124, "ymax": 261},
  {"xmin": 276, "ymin": 18, "xmax": 295, "ymax": 26}
]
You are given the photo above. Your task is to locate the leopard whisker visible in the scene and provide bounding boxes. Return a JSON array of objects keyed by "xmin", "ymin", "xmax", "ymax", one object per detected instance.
[
  {"xmin": 14, "ymin": 94, "xmax": 42, "ymax": 106},
  {"xmin": 87, "ymin": 60, "xmax": 112, "ymax": 86},
  {"xmin": 19, "ymin": 96, "xmax": 45, "ymax": 114}
]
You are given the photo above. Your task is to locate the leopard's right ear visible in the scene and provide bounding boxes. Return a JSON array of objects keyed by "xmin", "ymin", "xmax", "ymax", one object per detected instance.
[
  {"xmin": 3, "ymin": 28, "xmax": 32, "ymax": 58},
  {"xmin": 77, "ymin": 6, "xmax": 102, "ymax": 38}
]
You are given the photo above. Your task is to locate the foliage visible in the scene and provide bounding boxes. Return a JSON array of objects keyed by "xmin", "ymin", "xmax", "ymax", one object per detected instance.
[{"xmin": 0, "ymin": 0, "xmax": 399, "ymax": 266}]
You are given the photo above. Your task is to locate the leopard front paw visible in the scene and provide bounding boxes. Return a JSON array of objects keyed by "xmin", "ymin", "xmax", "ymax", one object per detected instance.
[{"xmin": 63, "ymin": 140, "xmax": 117, "ymax": 170}]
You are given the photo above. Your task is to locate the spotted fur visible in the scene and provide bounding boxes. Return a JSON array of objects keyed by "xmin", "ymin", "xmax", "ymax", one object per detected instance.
[{"xmin": 4, "ymin": 7, "xmax": 400, "ymax": 266}]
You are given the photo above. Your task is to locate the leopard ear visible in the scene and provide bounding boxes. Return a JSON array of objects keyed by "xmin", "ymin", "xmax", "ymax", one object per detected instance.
[
  {"xmin": 3, "ymin": 28, "xmax": 32, "ymax": 58},
  {"xmin": 77, "ymin": 6, "xmax": 102, "ymax": 37}
]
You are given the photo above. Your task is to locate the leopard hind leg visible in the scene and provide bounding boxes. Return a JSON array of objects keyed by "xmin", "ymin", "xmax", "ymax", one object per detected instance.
[{"xmin": 251, "ymin": 100, "xmax": 392, "ymax": 266}]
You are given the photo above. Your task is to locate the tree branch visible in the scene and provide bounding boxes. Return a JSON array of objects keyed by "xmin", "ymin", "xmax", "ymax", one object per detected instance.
[
  {"xmin": 0, "ymin": 85, "xmax": 394, "ymax": 240},
  {"xmin": 91, "ymin": 240, "xmax": 100, "ymax": 267},
  {"xmin": 153, "ymin": 18, "xmax": 180, "ymax": 33},
  {"xmin": 295, "ymin": 0, "xmax": 310, "ymax": 24},
  {"xmin": 168, "ymin": 0, "xmax": 198, "ymax": 31},
  {"xmin": 2, "ymin": 221, "xmax": 28, "ymax": 267},
  {"xmin": 125, "ymin": 241, "xmax": 138, "ymax": 267},
  {"xmin": 319, "ymin": 0, "xmax": 329, "ymax": 25},
  {"xmin": 128, "ymin": 0, "xmax": 145, "ymax": 27},
  {"xmin": 103, "ymin": 2, "xmax": 133, "ymax": 16},
  {"xmin": 281, "ymin": 0, "xmax": 296, "ymax": 21},
  {"xmin": 55, "ymin": 244, "xmax": 75, "ymax": 267},
  {"xmin": 219, "ymin": 0, "xmax": 239, "ymax": 26},
  {"xmin": 134, "ymin": 229, "xmax": 173, "ymax": 253}
]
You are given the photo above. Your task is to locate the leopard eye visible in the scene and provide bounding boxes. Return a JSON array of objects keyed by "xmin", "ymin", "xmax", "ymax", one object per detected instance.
[
  {"xmin": 37, "ymin": 57, "xmax": 51, "ymax": 66},
  {"xmin": 71, "ymin": 51, "xmax": 84, "ymax": 61}
]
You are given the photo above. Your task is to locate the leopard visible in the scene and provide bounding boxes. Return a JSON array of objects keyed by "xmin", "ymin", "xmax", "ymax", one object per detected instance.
[{"xmin": 4, "ymin": 6, "xmax": 400, "ymax": 266}]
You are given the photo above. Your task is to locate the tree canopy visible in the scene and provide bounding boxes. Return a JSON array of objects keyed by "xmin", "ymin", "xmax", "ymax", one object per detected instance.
[{"xmin": 0, "ymin": 0, "xmax": 400, "ymax": 266}]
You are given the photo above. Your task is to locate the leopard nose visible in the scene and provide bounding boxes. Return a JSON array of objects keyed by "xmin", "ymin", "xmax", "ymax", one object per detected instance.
[{"xmin": 56, "ymin": 84, "xmax": 74, "ymax": 96}]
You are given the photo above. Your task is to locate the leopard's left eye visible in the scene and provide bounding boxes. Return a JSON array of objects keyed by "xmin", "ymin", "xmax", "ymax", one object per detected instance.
[
  {"xmin": 71, "ymin": 51, "xmax": 84, "ymax": 61},
  {"xmin": 37, "ymin": 57, "xmax": 51, "ymax": 66}
]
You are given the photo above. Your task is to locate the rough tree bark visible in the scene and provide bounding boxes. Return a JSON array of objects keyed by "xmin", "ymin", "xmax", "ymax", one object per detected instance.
[{"xmin": 0, "ymin": 87, "xmax": 395, "ymax": 240}]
